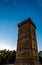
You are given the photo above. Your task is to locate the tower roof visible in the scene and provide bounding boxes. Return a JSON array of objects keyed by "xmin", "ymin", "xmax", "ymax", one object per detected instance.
[{"xmin": 18, "ymin": 18, "xmax": 36, "ymax": 29}]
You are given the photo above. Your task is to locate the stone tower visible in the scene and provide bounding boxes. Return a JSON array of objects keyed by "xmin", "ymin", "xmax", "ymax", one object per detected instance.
[{"xmin": 14, "ymin": 18, "xmax": 40, "ymax": 65}]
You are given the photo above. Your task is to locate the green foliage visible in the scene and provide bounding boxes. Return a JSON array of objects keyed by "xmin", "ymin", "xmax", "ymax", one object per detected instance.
[
  {"xmin": 0, "ymin": 49, "xmax": 16, "ymax": 64},
  {"xmin": 39, "ymin": 51, "xmax": 42, "ymax": 64}
]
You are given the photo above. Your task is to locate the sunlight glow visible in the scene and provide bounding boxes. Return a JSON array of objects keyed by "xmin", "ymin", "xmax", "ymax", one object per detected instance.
[{"xmin": 0, "ymin": 41, "xmax": 15, "ymax": 50}]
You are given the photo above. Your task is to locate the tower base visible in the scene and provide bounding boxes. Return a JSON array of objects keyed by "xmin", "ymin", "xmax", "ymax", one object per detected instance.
[{"xmin": 14, "ymin": 59, "xmax": 40, "ymax": 65}]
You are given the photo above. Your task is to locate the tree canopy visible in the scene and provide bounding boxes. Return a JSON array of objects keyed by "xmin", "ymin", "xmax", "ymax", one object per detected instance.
[{"xmin": 0, "ymin": 49, "xmax": 16, "ymax": 64}]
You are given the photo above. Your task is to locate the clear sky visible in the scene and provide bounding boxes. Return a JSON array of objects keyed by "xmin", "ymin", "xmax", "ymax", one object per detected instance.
[{"xmin": 0, "ymin": 0, "xmax": 42, "ymax": 51}]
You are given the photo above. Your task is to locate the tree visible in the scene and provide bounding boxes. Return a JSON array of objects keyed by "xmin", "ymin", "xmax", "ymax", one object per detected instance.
[
  {"xmin": 0, "ymin": 49, "xmax": 16, "ymax": 64},
  {"xmin": 39, "ymin": 51, "xmax": 42, "ymax": 64}
]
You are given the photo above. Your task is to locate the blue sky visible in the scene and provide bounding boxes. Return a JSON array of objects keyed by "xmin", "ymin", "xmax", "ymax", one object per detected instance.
[{"xmin": 0, "ymin": 0, "xmax": 42, "ymax": 51}]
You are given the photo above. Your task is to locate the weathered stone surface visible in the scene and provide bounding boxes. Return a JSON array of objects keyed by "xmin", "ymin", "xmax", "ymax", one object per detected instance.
[{"xmin": 14, "ymin": 18, "xmax": 40, "ymax": 65}]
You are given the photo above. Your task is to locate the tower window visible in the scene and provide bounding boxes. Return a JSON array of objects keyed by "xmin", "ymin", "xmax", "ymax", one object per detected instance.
[{"xmin": 22, "ymin": 30, "xmax": 26, "ymax": 33}]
